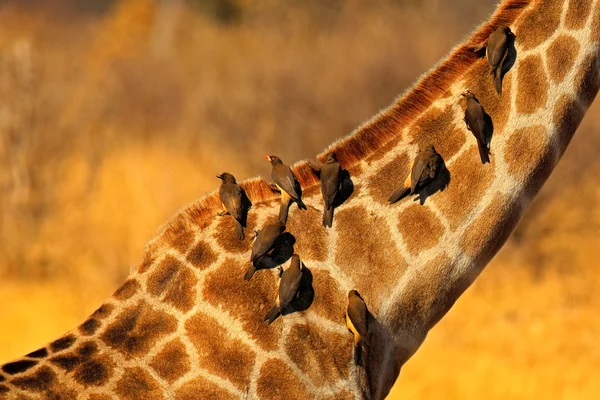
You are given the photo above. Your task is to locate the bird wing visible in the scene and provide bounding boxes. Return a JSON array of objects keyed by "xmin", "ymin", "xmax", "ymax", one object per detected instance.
[
  {"xmin": 467, "ymin": 101, "xmax": 486, "ymax": 144},
  {"xmin": 347, "ymin": 297, "xmax": 368, "ymax": 338},
  {"xmin": 251, "ymin": 226, "xmax": 279, "ymax": 260},
  {"xmin": 279, "ymin": 267, "xmax": 303, "ymax": 309},
  {"xmin": 220, "ymin": 183, "xmax": 243, "ymax": 221},
  {"xmin": 273, "ymin": 165, "xmax": 301, "ymax": 199},
  {"xmin": 488, "ymin": 31, "xmax": 508, "ymax": 71},
  {"xmin": 411, "ymin": 155, "xmax": 428, "ymax": 192},
  {"xmin": 320, "ymin": 163, "xmax": 342, "ymax": 208}
]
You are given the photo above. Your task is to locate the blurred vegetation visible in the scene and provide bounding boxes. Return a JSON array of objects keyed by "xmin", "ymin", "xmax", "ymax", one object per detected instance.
[{"xmin": 0, "ymin": 0, "xmax": 598, "ymax": 398}]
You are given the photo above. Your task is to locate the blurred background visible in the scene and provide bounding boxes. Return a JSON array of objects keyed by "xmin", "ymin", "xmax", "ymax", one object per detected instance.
[{"xmin": 0, "ymin": 0, "xmax": 598, "ymax": 398}]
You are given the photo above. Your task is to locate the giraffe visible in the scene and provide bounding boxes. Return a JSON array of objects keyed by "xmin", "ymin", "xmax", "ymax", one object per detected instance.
[{"xmin": 1, "ymin": 0, "xmax": 599, "ymax": 398}]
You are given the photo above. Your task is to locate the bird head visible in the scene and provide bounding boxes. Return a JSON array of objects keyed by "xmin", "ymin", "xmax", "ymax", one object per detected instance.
[
  {"xmin": 503, "ymin": 26, "xmax": 514, "ymax": 37},
  {"xmin": 325, "ymin": 153, "xmax": 338, "ymax": 164},
  {"xmin": 264, "ymin": 155, "xmax": 282, "ymax": 165},
  {"xmin": 348, "ymin": 289, "xmax": 362, "ymax": 300},
  {"xmin": 292, "ymin": 253, "xmax": 302, "ymax": 269},
  {"xmin": 216, "ymin": 172, "xmax": 236, "ymax": 183}
]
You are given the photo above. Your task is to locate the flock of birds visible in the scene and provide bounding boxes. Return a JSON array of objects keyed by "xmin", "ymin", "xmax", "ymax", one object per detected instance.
[{"xmin": 214, "ymin": 25, "xmax": 514, "ymax": 366}]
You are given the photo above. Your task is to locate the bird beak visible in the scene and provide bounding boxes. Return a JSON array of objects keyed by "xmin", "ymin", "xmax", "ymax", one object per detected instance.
[
  {"xmin": 216, "ymin": 174, "xmax": 222, "ymax": 179},
  {"xmin": 264, "ymin": 155, "xmax": 271, "ymax": 162}
]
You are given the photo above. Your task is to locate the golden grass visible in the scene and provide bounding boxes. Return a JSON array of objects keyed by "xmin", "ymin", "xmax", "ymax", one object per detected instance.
[{"xmin": 0, "ymin": 1, "xmax": 599, "ymax": 398}]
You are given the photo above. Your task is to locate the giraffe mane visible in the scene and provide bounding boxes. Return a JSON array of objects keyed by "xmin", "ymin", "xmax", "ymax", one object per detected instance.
[{"xmin": 149, "ymin": 0, "xmax": 531, "ymax": 257}]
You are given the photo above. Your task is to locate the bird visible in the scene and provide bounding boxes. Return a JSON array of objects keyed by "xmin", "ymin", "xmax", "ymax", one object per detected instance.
[
  {"xmin": 216, "ymin": 172, "xmax": 246, "ymax": 239},
  {"xmin": 388, "ymin": 144, "xmax": 443, "ymax": 204},
  {"xmin": 264, "ymin": 253, "xmax": 303, "ymax": 324},
  {"xmin": 319, "ymin": 153, "xmax": 342, "ymax": 227},
  {"xmin": 462, "ymin": 90, "xmax": 491, "ymax": 164},
  {"xmin": 486, "ymin": 26, "xmax": 513, "ymax": 95},
  {"xmin": 346, "ymin": 290, "xmax": 369, "ymax": 365},
  {"xmin": 245, "ymin": 222, "xmax": 286, "ymax": 281},
  {"xmin": 265, "ymin": 155, "xmax": 307, "ymax": 225}
]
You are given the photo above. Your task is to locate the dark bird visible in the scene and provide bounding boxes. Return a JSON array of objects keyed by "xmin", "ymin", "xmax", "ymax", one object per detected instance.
[
  {"xmin": 486, "ymin": 26, "xmax": 513, "ymax": 95},
  {"xmin": 346, "ymin": 290, "xmax": 369, "ymax": 365},
  {"xmin": 462, "ymin": 90, "xmax": 491, "ymax": 164},
  {"xmin": 217, "ymin": 172, "xmax": 246, "ymax": 239},
  {"xmin": 264, "ymin": 253, "xmax": 303, "ymax": 324},
  {"xmin": 320, "ymin": 153, "xmax": 342, "ymax": 227},
  {"xmin": 245, "ymin": 222, "xmax": 285, "ymax": 280},
  {"xmin": 388, "ymin": 145, "xmax": 443, "ymax": 204},
  {"xmin": 265, "ymin": 155, "xmax": 307, "ymax": 224}
]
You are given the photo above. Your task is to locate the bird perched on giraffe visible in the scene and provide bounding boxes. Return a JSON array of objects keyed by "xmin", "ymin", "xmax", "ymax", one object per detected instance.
[
  {"xmin": 388, "ymin": 145, "xmax": 443, "ymax": 204},
  {"xmin": 216, "ymin": 172, "xmax": 247, "ymax": 239},
  {"xmin": 462, "ymin": 90, "xmax": 492, "ymax": 164},
  {"xmin": 265, "ymin": 155, "xmax": 307, "ymax": 224},
  {"xmin": 264, "ymin": 253, "xmax": 304, "ymax": 324}
]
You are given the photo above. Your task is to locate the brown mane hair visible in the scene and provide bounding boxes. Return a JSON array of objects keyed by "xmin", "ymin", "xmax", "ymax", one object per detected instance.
[{"xmin": 148, "ymin": 0, "xmax": 531, "ymax": 253}]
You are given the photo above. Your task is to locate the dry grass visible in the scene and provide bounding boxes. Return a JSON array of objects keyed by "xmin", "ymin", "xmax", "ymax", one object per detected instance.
[{"xmin": 0, "ymin": 1, "xmax": 599, "ymax": 398}]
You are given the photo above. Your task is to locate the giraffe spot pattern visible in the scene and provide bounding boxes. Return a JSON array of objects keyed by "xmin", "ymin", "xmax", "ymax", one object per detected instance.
[
  {"xmin": 115, "ymin": 367, "xmax": 165, "ymax": 400},
  {"xmin": 147, "ymin": 255, "xmax": 181, "ymax": 297},
  {"xmin": 321, "ymin": 390, "xmax": 355, "ymax": 400},
  {"xmin": 11, "ymin": 366, "xmax": 56, "ymax": 392},
  {"xmin": 592, "ymin": 2, "xmax": 600, "ymax": 42},
  {"xmin": 100, "ymin": 301, "xmax": 177, "ymax": 358},
  {"xmin": 50, "ymin": 335, "xmax": 77, "ymax": 353},
  {"xmin": 285, "ymin": 206, "xmax": 328, "ymax": 261},
  {"xmin": 515, "ymin": 0, "xmax": 562, "ymax": 50},
  {"xmin": 397, "ymin": 204, "xmax": 446, "ymax": 255},
  {"xmin": 174, "ymin": 376, "xmax": 237, "ymax": 400},
  {"xmin": 149, "ymin": 339, "xmax": 190, "ymax": 384},
  {"xmin": 546, "ymin": 35, "xmax": 580, "ymax": 84},
  {"xmin": 185, "ymin": 311, "xmax": 256, "ymax": 390},
  {"xmin": 91, "ymin": 304, "xmax": 114, "ymax": 320},
  {"xmin": 186, "ymin": 240, "xmax": 218, "ymax": 270},
  {"xmin": 335, "ymin": 206, "xmax": 408, "ymax": 310},
  {"xmin": 0, "ymin": 385, "xmax": 8, "ymax": 394},
  {"xmin": 365, "ymin": 135, "xmax": 402, "ymax": 163},
  {"xmin": 516, "ymin": 54, "xmax": 548, "ymax": 114},
  {"xmin": 309, "ymin": 269, "xmax": 347, "ymax": 323},
  {"xmin": 463, "ymin": 59, "xmax": 512, "ymax": 135},
  {"xmin": 202, "ymin": 257, "xmax": 281, "ymax": 351},
  {"xmin": 213, "ymin": 210, "xmax": 257, "ymax": 254},
  {"xmin": 87, "ymin": 395, "xmax": 112, "ymax": 400},
  {"xmin": 430, "ymin": 144, "xmax": 495, "ymax": 230},
  {"xmin": 367, "ymin": 153, "xmax": 410, "ymax": 204},
  {"xmin": 553, "ymin": 95, "xmax": 585, "ymax": 157},
  {"xmin": 73, "ymin": 355, "xmax": 114, "ymax": 387},
  {"xmin": 565, "ymin": 0, "xmax": 593, "ymax": 30},
  {"xmin": 408, "ymin": 105, "xmax": 466, "ymax": 160},
  {"xmin": 162, "ymin": 265, "xmax": 197, "ymax": 312},
  {"xmin": 257, "ymin": 358, "xmax": 312, "ymax": 400},
  {"xmin": 284, "ymin": 324, "xmax": 351, "ymax": 386},
  {"xmin": 25, "ymin": 348, "xmax": 48, "ymax": 358},
  {"xmin": 460, "ymin": 192, "xmax": 523, "ymax": 264},
  {"xmin": 113, "ymin": 279, "xmax": 141, "ymax": 300},
  {"xmin": 1, "ymin": 360, "xmax": 37, "ymax": 375},
  {"xmin": 79, "ymin": 318, "xmax": 101, "ymax": 336},
  {"xmin": 164, "ymin": 222, "xmax": 195, "ymax": 254},
  {"xmin": 574, "ymin": 54, "xmax": 600, "ymax": 108},
  {"xmin": 137, "ymin": 252, "xmax": 155, "ymax": 274}
]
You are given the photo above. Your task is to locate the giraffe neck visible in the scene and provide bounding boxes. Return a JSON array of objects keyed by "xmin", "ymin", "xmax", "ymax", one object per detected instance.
[{"xmin": 2, "ymin": 0, "xmax": 599, "ymax": 399}]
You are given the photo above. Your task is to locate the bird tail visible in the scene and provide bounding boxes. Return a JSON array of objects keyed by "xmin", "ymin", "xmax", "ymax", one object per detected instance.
[
  {"xmin": 264, "ymin": 306, "xmax": 281, "ymax": 324},
  {"xmin": 354, "ymin": 343, "xmax": 362, "ymax": 365},
  {"xmin": 278, "ymin": 201, "xmax": 289, "ymax": 225},
  {"xmin": 244, "ymin": 264, "xmax": 256, "ymax": 281},
  {"xmin": 235, "ymin": 219, "xmax": 245, "ymax": 240},
  {"xmin": 296, "ymin": 198, "xmax": 307, "ymax": 210},
  {"xmin": 477, "ymin": 142, "xmax": 490, "ymax": 164},
  {"xmin": 494, "ymin": 70, "xmax": 503, "ymax": 95},
  {"xmin": 323, "ymin": 205, "xmax": 334, "ymax": 228},
  {"xmin": 387, "ymin": 187, "xmax": 410, "ymax": 204}
]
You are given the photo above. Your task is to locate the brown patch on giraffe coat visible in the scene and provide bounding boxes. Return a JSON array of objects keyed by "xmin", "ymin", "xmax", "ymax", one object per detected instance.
[
  {"xmin": 202, "ymin": 257, "xmax": 280, "ymax": 350},
  {"xmin": 87, "ymin": 395, "xmax": 112, "ymax": 400},
  {"xmin": 515, "ymin": 0, "xmax": 562, "ymax": 51},
  {"xmin": 137, "ymin": 252, "xmax": 155, "ymax": 274},
  {"xmin": 365, "ymin": 136, "xmax": 402, "ymax": 163},
  {"xmin": 516, "ymin": 55, "xmax": 548, "ymax": 114},
  {"xmin": 593, "ymin": 3, "xmax": 600, "ymax": 42},
  {"xmin": 408, "ymin": 105, "xmax": 466, "ymax": 160},
  {"xmin": 186, "ymin": 241, "xmax": 217, "ymax": 270},
  {"xmin": 160, "ymin": 265, "xmax": 198, "ymax": 313},
  {"xmin": 79, "ymin": 318, "xmax": 101, "ymax": 336},
  {"xmin": 25, "ymin": 348, "xmax": 48, "ymax": 358},
  {"xmin": 257, "ymin": 358, "xmax": 312, "ymax": 400},
  {"xmin": 149, "ymin": 339, "xmax": 190, "ymax": 384},
  {"xmin": 285, "ymin": 206, "xmax": 328, "ymax": 261},
  {"xmin": 575, "ymin": 54, "xmax": 600, "ymax": 108},
  {"xmin": 546, "ymin": 35, "xmax": 580, "ymax": 84},
  {"xmin": 11, "ymin": 366, "xmax": 56, "ymax": 392},
  {"xmin": 213, "ymin": 211, "xmax": 257, "ymax": 254},
  {"xmin": 74, "ymin": 355, "xmax": 114, "ymax": 387},
  {"xmin": 1, "ymin": 360, "xmax": 37, "ymax": 375},
  {"xmin": 553, "ymin": 95, "xmax": 586, "ymax": 157},
  {"xmin": 185, "ymin": 312, "xmax": 255, "ymax": 390},
  {"xmin": 430, "ymin": 145, "xmax": 495, "ymax": 230},
  {"xmin": 335, "ymin": 206, "xmax": 408, "ymax": 309},
  {"xmin": 50, "ymin": 335, "xmax": 76, "ymax": 353},
  {"xmin": 100, "ymin": 301, "xmax": 177, "ymax": 358},
  {"xmin": 147, "ymin": 255, "xmax": 181, "ymax": 296},
  {"xmin": 0, "ymin": 384, "xmax": 8, "ymax": 394},
  {"xmin": 565, "ymin": 0, "xmax": 593, "ymax": 30},
  {"xmin": 322, "ymin": 391, "xmax": 355, "ymax": 400},
  {"xmin": 43, "ymin": 387, "xmax": 78, "ymax": 400},
  {"xmin": 505, "ymin": 125, "xmax": 554, "ymax": 198},
  {"xmin": 397, "ymin": 204, "xmax": 446, "ymax": 255},
  {"xmin": 163, "ymin": 221, "xmax": 195, "ymax": 253},
  {"xmin": 113, "ymin": 279, "xmax": 141, "ymax": 300},
  {"xmin": 310, "ymin": 269, "xmax": 347, "ymax": 322},
  {"xmin": 116, "ymin": 367, "xmax": 165, "ymax": 400},
  {"xmin": 463, "ymin": 60, "xmax": 512, "ymax": 134},
  {"xmin": 175, "ymin": 376, "xmax": 237, "ymax": 400},
  {"xmin": 91, "ymin": 304, "xmax": 113, "ymax": 320},
  {"xmin": 368, "ymin": 153, "xmax": 410, "ymax": 204},
  {"xmin": 284, "ymin": 324, "xmax": 351, "ymax": 386},
  {"xmin": 460, "ymin": 192, "xmax": 522, "ymax": 265}
]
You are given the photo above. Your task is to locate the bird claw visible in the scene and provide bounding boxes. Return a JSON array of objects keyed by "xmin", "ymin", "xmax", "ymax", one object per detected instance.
[
  {"xmin": 217, "ymin": 211, "xmax": 229, "ymax": 217},
  {"xmin": 266, "ymin": 182, "xmax": 280, "ymax": 193}
]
